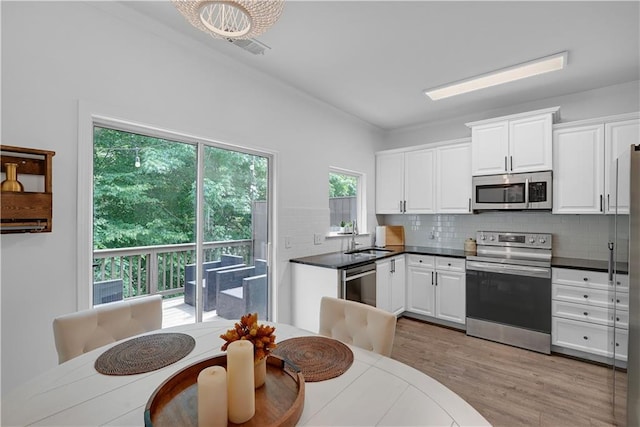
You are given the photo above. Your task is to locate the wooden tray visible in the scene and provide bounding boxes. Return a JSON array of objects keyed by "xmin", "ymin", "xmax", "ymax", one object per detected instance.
[{"xmin": 144, "ymin": 354, "xmax": 304, "ymax": 427}]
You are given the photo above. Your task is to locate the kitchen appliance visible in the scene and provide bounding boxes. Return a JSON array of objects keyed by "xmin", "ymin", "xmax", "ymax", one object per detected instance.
[
  {"xmin": 472, "ymin": 171, "xmax": 552, "ymax": 211},
  {"xmin": 466, "ymin": 230, "xmax": 552, "ymax": 354},
  {"xmin": 340, "ymin": 263, "xmax": 376, "ymax": 307},
  {"xmin": 375, "ymin": 226, "xmax": 387, "ymax": 247},
  {"xmin": 626, "ymin": 144, "xmax": 639, "ymax": 425}
]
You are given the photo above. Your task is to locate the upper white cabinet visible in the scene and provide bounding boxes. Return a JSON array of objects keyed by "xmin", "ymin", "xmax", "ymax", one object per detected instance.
[
  {"xmin": 376, "ymin": 150, "xmax": 434, "ymax": 214},
  {"xmin": 436, "ymin": 142, "xmax": 472, "ymax": 213},
  {"xmin": 376, "ymin": 140, "xmax": 471, "ymax": 214},
  {"xmin": 605, "ymin": 119, "xmax": 640, "ymax": 214},
  {"xmin": 553, "ymin": 114, "xmax": 639, "ymax": 215},
  {"xmin": 553, "ymin": 124, "xmax": 605, "ymax": 214},
  {"xmin": 467, "ymin": 107, "xmax": 559, "ymax": 176},
  {"xmin": 404, "ymin": 149, "xmax": 436, "ymax": 214},
  {"xmin": 375, "ymin": 152, "xmax": 405, "ymax": 214}
]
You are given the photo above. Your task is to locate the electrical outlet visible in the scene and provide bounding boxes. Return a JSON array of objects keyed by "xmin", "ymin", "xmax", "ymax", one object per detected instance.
[
  {"xmin": 314, "ymin": 233, "xmax": 323, "ymax": 245},
  {"xmin": 285, "ymin": 236, "xmax": 292, "ymax": 248}
]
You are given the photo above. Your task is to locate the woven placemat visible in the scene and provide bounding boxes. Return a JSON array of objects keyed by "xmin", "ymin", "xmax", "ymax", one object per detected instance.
[
  {"xmin": 95, "ymin": 333, "xmax": 195, "ymax": 376},
  {"xmin": 273, "ymin": 336, "xmax": 353, "ymax": 382}
]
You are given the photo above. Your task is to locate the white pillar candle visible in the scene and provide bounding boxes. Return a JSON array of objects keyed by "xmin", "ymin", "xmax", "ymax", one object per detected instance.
[
  {"xmin": 226, "ymin": 340, "xmax": 255, "ymax": 423},
  {"xmin": 197, "ymin": 366, "xmax": 227, "ymax": 427}
]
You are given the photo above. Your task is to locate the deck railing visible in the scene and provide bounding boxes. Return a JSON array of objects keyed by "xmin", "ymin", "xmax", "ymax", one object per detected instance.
[{"xmin": 93, "ymin": 239, "xmax": 253, "ymax": 299}]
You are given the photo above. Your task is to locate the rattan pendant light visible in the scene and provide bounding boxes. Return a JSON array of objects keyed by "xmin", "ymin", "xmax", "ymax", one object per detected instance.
[{"xmin": 172, "ymin": 0, "xmax": 284, "ymax": 39}]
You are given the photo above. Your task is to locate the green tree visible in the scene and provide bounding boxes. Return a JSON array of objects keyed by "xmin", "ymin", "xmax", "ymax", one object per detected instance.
[
  {"xmin": 329, "ymin": 172, "xmax": 357, "ymax": 197},
  {"xmin": 93, "ymin": 127, "xmax": 268, "ymax": 250}
]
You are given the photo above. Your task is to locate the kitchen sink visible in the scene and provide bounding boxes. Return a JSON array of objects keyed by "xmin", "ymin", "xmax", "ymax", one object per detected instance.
[{"xmin": 344, "ymin": 248, "xmax": 393, "ymax": 255}]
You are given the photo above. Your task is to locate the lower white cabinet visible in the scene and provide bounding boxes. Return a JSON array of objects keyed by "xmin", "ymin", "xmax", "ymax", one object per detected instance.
[
  {"xmin": 406, "ymin": 255, "xmax": 465, "ymax": 325},
  {"xmin": 376, "ymin": 255, "xmax": 406, "ymax": 316},
  {"xmin": 551, "ymin": 267, "xmax": 628, "ymax": 362},
  {"xmin": 291, "ymin": 263, "xmax": 340, "ymax": 333}
]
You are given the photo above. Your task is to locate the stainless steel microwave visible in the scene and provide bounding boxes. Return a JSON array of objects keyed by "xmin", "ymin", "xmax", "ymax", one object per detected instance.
[{"xmin": 472, "ymin": 171, "xmax": 552, "ymax": 211}]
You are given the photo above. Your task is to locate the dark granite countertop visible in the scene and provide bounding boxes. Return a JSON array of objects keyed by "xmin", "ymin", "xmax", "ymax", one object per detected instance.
[
  {"xmin": 290, "ymin": 246, "xmax": 630, "ymax": 274},
  {"xmin": 551, "ymin": 257, "xmax": 628, "ymax": 274},
  {"xmin": 289, "ymin": 245, "xmax": 469, "ymax": 269}
]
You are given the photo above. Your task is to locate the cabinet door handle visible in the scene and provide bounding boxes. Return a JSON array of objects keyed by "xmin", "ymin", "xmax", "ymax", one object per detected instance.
[
  {"xmin": 600, "ymin": 195, "xmax": 603, "ymax": 212},
  {"xmin": 504, "ymin": 156, "xmax": 507, "ymax": 172},
  {"xmin": 616, "ymin": 342, "xmax": 620, "ymax": 347},
  {"xmin": 468, "ymin": 198, "xmax": 471, "ymax": 212},
  {"xmin": 400, "ymin": 200, "xmax": 403, "ymax": 213},
  {"xmin": 403, "ymin": 200, "xmax": 407, "ymax": 213},
  {"xmin": 583, "ymin": 312, "xmax": 589, "ymax": 316},
  {"xmin": 616, "ymin": 317, "xmax": 620, "ymax": 321},
  {"xmin": 583, "ymin": 295, "xmax": 589, "ymax": 298},
  {"xmin": 510, "ymin": 156, "xmax": 513, "ymax": 171},
  {"xmin": 607, "ymin": 194, "xmax": 611, "ymax": 211},
  {"xmin": 583, "ymin": 336, "xmax": 589, "ymax": 340},
  {"xmin": 435, "ymin": 272, "xmax": 438, "ymax": 286},
  {"xmin": 431, "ymin": 271, "xmax": 434, "ymax": 285},
  {"xmin": 583, "ymin": 277, "xmax": 589, "ymax": 281},
  {"xmin": 391, "ymin": 259, "xmax": 395, "ymax": 273}
]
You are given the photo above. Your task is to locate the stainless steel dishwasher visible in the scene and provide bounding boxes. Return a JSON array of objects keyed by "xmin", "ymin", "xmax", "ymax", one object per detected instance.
[{"xmin": 340, "ymin": 263, "xmax": 377, "ymax": 307}]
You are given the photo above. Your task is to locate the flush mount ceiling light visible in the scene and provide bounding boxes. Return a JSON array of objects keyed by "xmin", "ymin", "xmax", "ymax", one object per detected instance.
[
  {"xmin": 172, "ymin": 0, "xmax": 284, "ymax": 39},
  {"xmin": 424, "ymin": 51, "xmax": 568, "ymax": 101}
]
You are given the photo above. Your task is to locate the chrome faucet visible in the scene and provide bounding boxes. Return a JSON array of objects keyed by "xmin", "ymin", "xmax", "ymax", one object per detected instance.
[{"xmin": 349, "ymin": 219, "xmax": 360, "ymax": 251}]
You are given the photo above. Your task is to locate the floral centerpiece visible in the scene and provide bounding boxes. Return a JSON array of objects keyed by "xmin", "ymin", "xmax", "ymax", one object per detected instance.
[{"xmin": 220, "ymin": 313, "xmax": 277, "ymax": 388}]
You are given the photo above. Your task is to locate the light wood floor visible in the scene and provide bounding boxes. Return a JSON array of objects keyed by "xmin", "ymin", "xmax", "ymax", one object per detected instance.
[{"xmin": 391, "ymin": 317, "xmax": 627, "ymax": 427}]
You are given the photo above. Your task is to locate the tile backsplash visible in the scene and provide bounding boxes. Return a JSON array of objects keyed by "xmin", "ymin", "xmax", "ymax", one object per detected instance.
[{"xmin": 382, "ymin": 212, "xmax": 629, "ymax": 262}]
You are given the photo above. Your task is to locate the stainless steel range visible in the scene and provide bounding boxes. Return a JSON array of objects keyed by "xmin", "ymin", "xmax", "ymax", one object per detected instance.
[{"xmin": 466, "ymin": 231, "xmax": 552, "ymax": 354}]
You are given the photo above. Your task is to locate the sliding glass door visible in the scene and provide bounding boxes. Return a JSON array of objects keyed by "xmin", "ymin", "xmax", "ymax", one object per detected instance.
[{"xmin": 92, "ymin": 123, "xmax": 271, "ymax": 326}]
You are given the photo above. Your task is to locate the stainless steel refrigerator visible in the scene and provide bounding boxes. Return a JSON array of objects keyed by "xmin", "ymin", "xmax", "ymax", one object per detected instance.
[{"xmin": 628, "ymin": 144, "xmax": 639, "ymax": 426}]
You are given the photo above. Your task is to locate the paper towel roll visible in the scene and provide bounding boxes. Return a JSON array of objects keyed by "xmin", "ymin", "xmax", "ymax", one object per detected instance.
[{"xmin": 375, "ymin": 226, "xmax": 386, "ymax": 247}]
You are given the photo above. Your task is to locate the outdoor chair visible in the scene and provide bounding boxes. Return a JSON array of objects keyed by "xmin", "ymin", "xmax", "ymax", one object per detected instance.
[
  {"xmin": 184, "ymin": 255, "xmax": 245, "ymax": 310},
  {"xmin": 216, "ymin": 274, "xmax": 268, "ymax": 320},
  {"xmin": 93, "ymin": 278, "xmax": 124, "ymax": 306},
  {"xmin": 52, "ymin": 295, "xmax": 162, "ymax": 364},
  {"xmin": 318, "ymin": 296, "xmax": 397, "ymax": 357}
]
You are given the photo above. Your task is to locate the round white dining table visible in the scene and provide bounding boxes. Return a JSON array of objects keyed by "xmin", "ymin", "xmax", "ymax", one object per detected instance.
[{"xmin": 2, "ymin": 320, "xmax": 490, "ymax": 426}]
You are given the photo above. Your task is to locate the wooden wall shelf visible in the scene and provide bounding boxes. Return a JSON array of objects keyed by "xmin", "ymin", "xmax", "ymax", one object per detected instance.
[{"xmin": 1, "ymin": 145, "xmax": 55, "ymax": 233}]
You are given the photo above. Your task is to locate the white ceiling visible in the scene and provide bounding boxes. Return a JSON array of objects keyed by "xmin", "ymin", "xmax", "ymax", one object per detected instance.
[{"xmin": 122, "ymin": 1, "xmax": 640, "ymax": 130}]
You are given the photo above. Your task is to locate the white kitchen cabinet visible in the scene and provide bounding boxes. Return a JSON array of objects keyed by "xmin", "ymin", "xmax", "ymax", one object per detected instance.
[
  {"xmin": 552, "ymin": 124, "xmax": 605, "ymax": 214},
  {"xmin": 436, "ymin": 142, "xmax": 472, "ymax": 213},
  {"xmin": 604, "ymin": 118, "xmax": 640, "ymax": 214},
  {"xmin": 552, "ymin": 115, "xmax": 640, "ymax": 215},
  {"xmin": 376, "ymin": 255, "xmax": 405, "ymax": 316},
  {"xmin": 405, "ymin": 254, "xmax": 465, "ymax": 326},
  {"xmin": 406, "ymin": 255, "xmax": 435, "ymax": 316},
  {"xmin": 404, "ymin": 149, "xmax": 436, "ymax": 213},
  {"xmin": 376, "ymin": 140, "xmax": 471, "ymax": 215},
  {"xmin": 375, "ymin": 152, "xmax": 405, "ymax": 214},
  {"xmin": 551, "ymin": 267, "xmax": 628, "ymax": 363},
  {"xmin": 467, "ymin": 107, "xmax": 558, "ymax": 176},
  {"xmin": 376, "ymin": 150, "xmax": 434, "ymax": 214},
  {"xmin": 291, "ymin": 263, "xmax": 340, "ymax": 333}
]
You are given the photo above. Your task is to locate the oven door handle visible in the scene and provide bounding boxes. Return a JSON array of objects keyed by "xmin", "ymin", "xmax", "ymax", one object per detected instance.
[
  {"xmin": 466, "ymin": 261, "xmax": 551, "ymax": 278},
  {"xmin": 344, "ymin": 270, "xmax": 376, "ymax": 281}
]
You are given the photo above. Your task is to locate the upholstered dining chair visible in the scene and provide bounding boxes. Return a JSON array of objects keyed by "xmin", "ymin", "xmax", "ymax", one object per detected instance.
[
  {"xmin": 52, "ymin": 295, "xmax": 162, "ymax": 364},
  {"xmin": 318, "ymin": 296, "xmax": 397, "ymax": 357}
]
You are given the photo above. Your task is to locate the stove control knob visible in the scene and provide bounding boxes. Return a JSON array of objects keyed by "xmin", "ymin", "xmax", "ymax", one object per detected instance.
[
  {"xmin": 529, "ymin": 237, "xmax": 535, "ymax": 244},
  {"xmin": 489, "ymin": 235, "xmax": 495, "ymax": 241},
  {"xmin": 480, "ymin": 235, "xmax": 486, "ymax": 241},
  {"xmin": 539, "ymin": 237, "xmax": 546, "ymax": 244}
]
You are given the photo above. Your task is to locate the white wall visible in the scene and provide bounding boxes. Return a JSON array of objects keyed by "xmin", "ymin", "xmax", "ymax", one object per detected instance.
[
  {"xmin": 385, "ymin": 80, "xmax": 640, "ymax": 150},
  {"xmin": 0, "ymin": 1, "xmax": 384, "ymax": 394}
]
